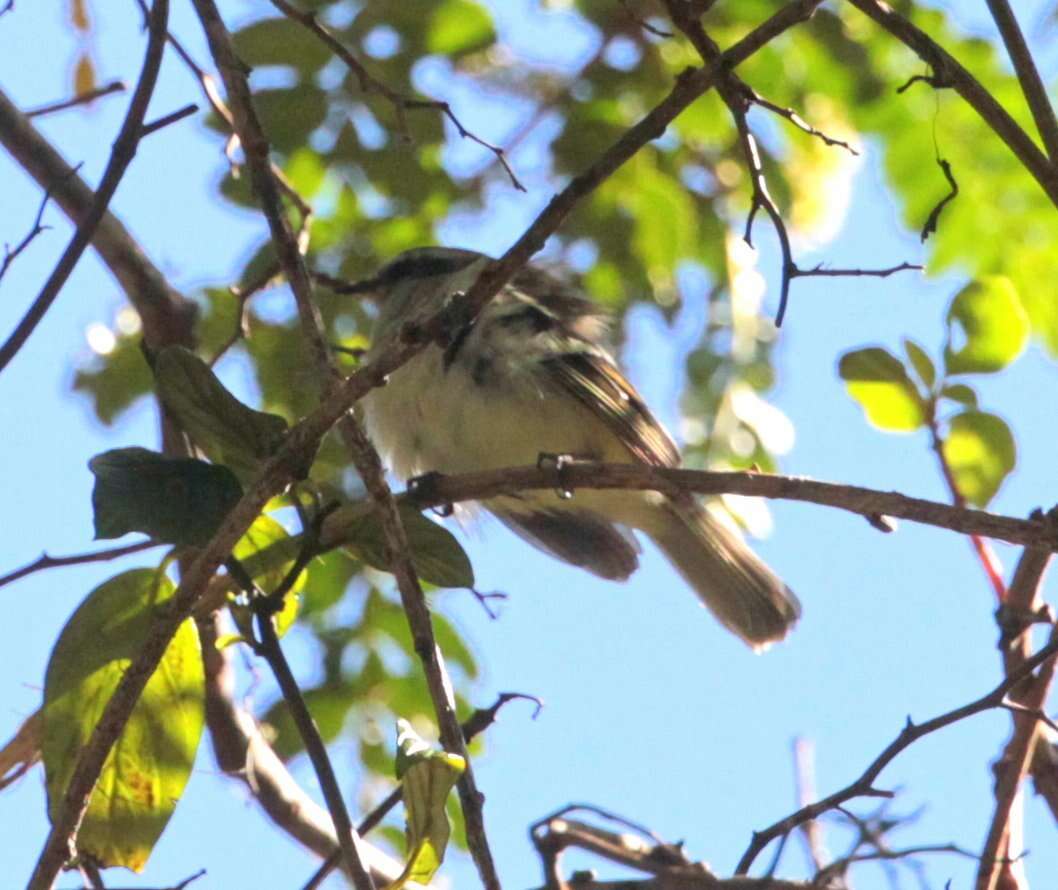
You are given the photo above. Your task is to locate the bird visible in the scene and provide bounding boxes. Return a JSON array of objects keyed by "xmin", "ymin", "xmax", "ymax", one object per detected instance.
[{"xmin": 349, "ymin": 246, "xmax": 800, "ymax": 647}]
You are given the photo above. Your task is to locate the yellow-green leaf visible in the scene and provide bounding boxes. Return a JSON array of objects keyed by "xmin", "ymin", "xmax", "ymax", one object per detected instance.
[
  {"xmin": 941, "ymin": 411, "xmax": 1016, "ymax": 507},
  {"xmin": 229, "ymin": 515, "xmax": 305, "ymax": 639},
  {"xmin": 426, "ymin": 0, "xmax": 494, "ymax": 55},
  {"xmin": 838, "ymin": 347, "xmax": 926, "ymax": 432},
  {"xmin": 944, "ymin": 277, "xmax": 1028, "ymax": 375},
  {"xmin": 43, "ymin": 569, "xmax": 204, "ymax": 871},
  {"xmin": 387, "ymin": 719, "xmax": 466, "ymax": 890}
]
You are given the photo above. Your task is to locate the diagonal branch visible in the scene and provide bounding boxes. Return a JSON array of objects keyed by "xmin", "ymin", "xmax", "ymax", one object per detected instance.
[
  {"xmin": 0, "ymin": 92, "xmax": 196, "ymax": 351},
  {"xmin": 983, "ymin": 0, "xmax": 1058, "ymax": 161},
  {"xmin": 844, "ymin": 0, "xmax": 1058, "ymax": 208},
  {"xmin": 0, "ymin": 0, "xmax": 171, "ymax": 375}
]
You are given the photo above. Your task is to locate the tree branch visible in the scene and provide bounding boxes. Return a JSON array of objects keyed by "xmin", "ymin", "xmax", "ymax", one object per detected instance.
[
  {"xmin": 196, "ymin": 614, "xmax": 407, "ymax": 888},
  {"xmin": 0, "ymin": 0, "xmax": 170, "ymax": 374},
  {"xmin": 0, "ymin": 541, "xmax": 161, "ymax": 591},
  {"xmin": 844, "ymin": 0, "xmax": 1058, "ymax": 208},
  {"xmin": 402, "ymin": 462, "xmax": 1058, "ymax": 549},
  {"xmin": 25, "ymin": 80, "xmax": 127, "ymax": 118},
  {"xmin": 977, "ymin": 625, "xmax": 1058, "ymax": 890},
  {"xmin": 983, "ymin": 0, "xmax": 1058, "ymax": 161},
  {"xmin": 736, "ymin": 634, "xmax": 1058, "ymax": 875},
  {"xmin": 0, "ymin": 90, "xmax": 197, "ymax": 351}
]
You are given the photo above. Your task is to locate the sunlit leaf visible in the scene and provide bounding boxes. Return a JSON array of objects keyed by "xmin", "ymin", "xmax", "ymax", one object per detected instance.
[
  {"xmin": 941, "ymin": 411, "xmax": 1016, "ymax": 507},
  {"xmin": 426, "ymin": 0, "xmax": 494, "ymax": 55},
  {"xmin": 74, "ymin": 332, "xmax": 153, "ymax": 425},
  {"xmin": 231, "ymin": 17, "xmax": 332, "ymax": 74},
  {"xmin": 387, "ymin": 719, "xmax": 466, "ymax": 890},
  {"xmin": 838, "ymin": 347, "xmax": 926, "ymax": 432},
  {"xmin": 43, "ymin": 569, "xmax": 203, "ymax": 871},
  {"xmin": 944, "ymin": 278, "xmax": 1028, "ymax": 375},
  {"xmin": 89, "ymin": 448, "xmax": 243, "ymax": 546}
]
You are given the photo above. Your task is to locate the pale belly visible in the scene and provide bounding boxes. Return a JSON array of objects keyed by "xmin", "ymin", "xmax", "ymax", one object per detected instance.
[
  {"xmin": 364, "ymin": 346, "xmax": 640, "ymax": 473},
  {"xmin": 362, "ymin": 346, "xmax": 665, "ymax": 529}
]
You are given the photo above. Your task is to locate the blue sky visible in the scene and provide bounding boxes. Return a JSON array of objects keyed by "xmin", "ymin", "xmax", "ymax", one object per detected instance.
[{"xmin": 3, "ymin": 2, "xmax": 1058, "ymax": 888}]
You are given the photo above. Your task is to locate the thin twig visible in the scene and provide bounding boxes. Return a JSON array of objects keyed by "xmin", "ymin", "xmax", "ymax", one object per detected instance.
[
  {"xmin": 0, "ymin": 169, "xmax": 69, "ymax": 284},
  {"xmin": 140, "ymin": 102, "xmax": 198, "ymax": 136},
  {"xmin": 0, "ymin": 89, "xmax": 197, "ymax": 346},
  {"xmin": 227, "ymin": 556, "xmax": 377, "ymax": 890},
  {"xmin": 926, "ymin": 404, "xmax": 1007, "ymax": 599},
  {"xmin": 983, "ymin": 0, "xmax": 1058, "ymax": 160},
  {"xmin": 750, "ymin": 93, "xmax": 859, "ymax": 154},
  {"xmin": 269, "ymin": 0, "xmax": 526, "ymax": 191},
  {"xmin": 793, "ymin": 261, "xmax": 922, "ymax": 279},
  {"xmin": 735, "ymin": 634, "xmax": 1058, "ymax": 874},
  {"xmin": 0, "ymin": 0, "xmax": 169, "ymax": 375},
  {"xmin": 25, "ymin": 80, "xmax": 127, "ymax": 117},
  {"xmin": 0, "ymin": 541, "xmax": 161, "ymax": 591}
]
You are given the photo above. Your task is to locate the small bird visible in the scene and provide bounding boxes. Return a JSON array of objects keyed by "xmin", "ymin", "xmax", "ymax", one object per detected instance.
[{"xmin": 352, "ymin": 246, "xmax": 800, "ymax": 647}]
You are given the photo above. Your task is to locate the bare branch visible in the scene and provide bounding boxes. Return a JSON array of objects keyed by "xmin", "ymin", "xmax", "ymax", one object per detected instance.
[
  {"xmin": 983, "ymin": 0, "xmax": 1058, "ymax": 160},
  {"xmin": 140, "ymin": 102, "xmax": 198, "ymax": 136},
  {"xmin": 402, "ymin": 462, "xmax": 1058, "ymax": 550},
  {"xmin": 736, "ymin": 634, "xmax": 1058, "ymax": 874},
  {"xmin": 0, "ymin": 170, "xmax": 65, "ymax": 284},
  {"xmin": 845, "ymin": 0, "xmax": 1058, "ymax": 208},
  {"xmin": 0, "ymin": 541, "xmax": 161, "ymax": 591},
  {"xmin": 25, "ymin": 80, "xmax": 127, "ymax": 118},
  {"xmin": 977, "ymin": 625, "xmax": 1058, "ymax": 890},
  {"xmin": 793, "ymin": 261, "xmax": 921, "ymax": 279},
  {"xmin": 0, "ymin": 0, "xmax": 170, "ymax": 375},
  {"xmin": 0, "ymin": 88, "xmax": 197, "ymax": 349},
  {"xmin": 269, "ymin": 0, "xmax": 526, "ymax": 191}
]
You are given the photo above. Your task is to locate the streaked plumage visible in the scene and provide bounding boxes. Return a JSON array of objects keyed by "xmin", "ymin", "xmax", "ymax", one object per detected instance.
[{"xmin": 357, "ymin": 247, "xmax": 800, "ymax": 647}]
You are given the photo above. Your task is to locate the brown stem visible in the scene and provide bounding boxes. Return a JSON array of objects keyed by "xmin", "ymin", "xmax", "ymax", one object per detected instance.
[
  {"xmin": 983, "ymin": 0, "xmax": 1058, "ymax": 161},
  {"xmin": 0, "ymin": 0, "xmax": 171, "ymax": 375}
]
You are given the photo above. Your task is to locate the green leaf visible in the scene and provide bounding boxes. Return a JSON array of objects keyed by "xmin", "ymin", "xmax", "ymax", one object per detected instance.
[
  {"xmin": 333, "ymin": 502, "xmax": 475, "ymax": 588},
  {"xmin": 940, "ymin": 383, "xmax": 979, "ymax": 408},
  {"xmin": 902, "ymin": 338, "xmax": 936, "ymax": 389},
  {"xmin": 941, "ymin": 411, "xmax": 1016, "ymax": 507},
  {"xmin": 73, "ymin": 332, "xmax": 153, "ymax": 425},
  {"xmin": 838, "ymin": 347, "xmax": 927, "ymax": 432},
  {"xmin": 426, "ymin": 0, "xmax": 495, "ymax": 55},
  {"xmin": 231, "ymin": 17, "xmax": 332, "ymax": 74},
  {"xmin": 944, "ymin": 277, "xmax": 1028, "ymax": 375},
  {"xmin": 89, "ymin": 448, "xmax": 243, "ymax": 546},
  {"xmin": 154, "ymin": 346, "xmax": 288, "ymax": 483},
  {"xmin": 389, "ymin": 719, "xmax": 466, "ymax": 890},
  {"xmin": 43, "ymin": 569, "xmax": 204, "ymax": 872}
]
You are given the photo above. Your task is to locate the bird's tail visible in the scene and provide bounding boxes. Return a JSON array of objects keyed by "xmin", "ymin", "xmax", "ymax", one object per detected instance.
[{"xmin": 643, "ymin": 498, "xmax": 800, "ymax": 649}]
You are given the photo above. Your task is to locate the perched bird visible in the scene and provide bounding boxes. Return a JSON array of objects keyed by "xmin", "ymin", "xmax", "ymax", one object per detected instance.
[{"xmin": 352, "ymin": 246, "xmax": 800, "ymax": 647}]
